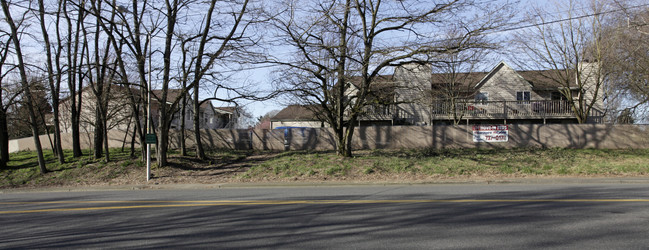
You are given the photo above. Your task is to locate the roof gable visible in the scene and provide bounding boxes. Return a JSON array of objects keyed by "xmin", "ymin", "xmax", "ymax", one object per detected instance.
[
  {"xmin": 214, "ymin": 106, "xmax": 237, "ymax": 114},
  {"xmin": 474, "ymin": 61, "xmax": 532, "ymax": 90},
  {"xmin": 518, "ymin": 69, "xmax": 573, "ymax": 90},
  {"xmin": 151, "ymin": 89, "xmax": 185, "ymax": 103},
  {"xmin": 430, "ymin": 72, "xmax": 486, "ymax": 90},
  {"xmin": 271, "ymin": 105, "xmax": 319, "ymax": 121}
]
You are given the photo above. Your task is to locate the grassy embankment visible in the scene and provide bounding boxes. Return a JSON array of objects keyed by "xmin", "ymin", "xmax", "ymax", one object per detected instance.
[
  {"xmin": 2, "ymin": 149, "xmax": 142, "ymax": 187},
  {"xmin": 1, "ymin": 148, "xmax": 246, "ymax": 188},
  {"xmin": 240, "ymin": 148, "xmax": 649, "ymax": 180},
  {"xmin": 2, "ymin": 148, "xmax": 649, "ymax": 188}
]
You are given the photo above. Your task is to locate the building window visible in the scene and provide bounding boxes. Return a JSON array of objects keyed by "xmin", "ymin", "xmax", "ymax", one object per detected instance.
[
  {"xmin": 517, "ymin": 91, "xmax": 530, "ymax": 104},
  {"xmin": 475, "ymin": 92, "xmax": 489, "ymax": 105}
]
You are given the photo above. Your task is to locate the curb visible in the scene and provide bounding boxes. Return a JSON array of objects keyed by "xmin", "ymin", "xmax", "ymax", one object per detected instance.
[{"xmin": 3, "ymin": 177, "xmax": 649, "ymax": 193}]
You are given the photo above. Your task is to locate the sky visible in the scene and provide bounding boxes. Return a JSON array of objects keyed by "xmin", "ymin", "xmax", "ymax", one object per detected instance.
[
  {"xmin": 4, "ymin": 0, "xmax": 641, "ymax": 124},
  {"xmin": 239, "ymin": 0, "xmax": 647, "ymax": 121},
  {"xmin": 238, "ymin": 0, "xmax": 547, "ymax": 120},
  {"xmin": 0, "ymin": 0, "xmax": 556, "ymax": 120}
]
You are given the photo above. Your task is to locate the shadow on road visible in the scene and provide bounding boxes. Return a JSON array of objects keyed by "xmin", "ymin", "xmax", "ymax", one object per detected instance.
[{"xmin": 2, "ymin": 185, "xmax": 648, "ymax": 248}]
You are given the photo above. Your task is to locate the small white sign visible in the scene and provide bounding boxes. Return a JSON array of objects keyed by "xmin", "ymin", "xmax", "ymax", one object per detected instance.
[{"xmin": 473, "ymin": 125, "xmax": 508, "ymax": 142}]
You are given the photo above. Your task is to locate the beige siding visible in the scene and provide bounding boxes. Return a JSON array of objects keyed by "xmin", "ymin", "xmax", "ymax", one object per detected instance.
[
  {"xmin": 8, "ymin": 130, "xmax": 139, "ymax": 153},
  {"xmin": 578, "ymin": 62, "xmax": 605, "ymax": 111},
  {"xmin": 59, "ymin": 88, "xmax": 135, "ymax": 134},
  {"xmin": 477, "ymin": 63, "xmax": 543, "ymax": 102},
  {"xmin": 394, "ymin": 63, "xmax": 432, "ymax": 125}
]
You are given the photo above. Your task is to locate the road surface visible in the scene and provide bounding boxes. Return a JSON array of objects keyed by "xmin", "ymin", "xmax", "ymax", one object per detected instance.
[{"xmin": 2, "ymin": 183, "xmax": 649, "ymax": 248}]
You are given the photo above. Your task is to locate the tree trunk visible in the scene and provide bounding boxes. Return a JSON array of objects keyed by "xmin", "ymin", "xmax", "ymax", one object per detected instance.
[
  {"xmin": 180, "ymin": 95, "xmax": 187, "ymax": 156},
  {"xmin": 335, "ymin": 128, "xmax": 345, "ymax": 156},
  {"xmin": 51, "ymin": 107, "xmax": 65, "ymax": 162},
  {"xmin": 71, "ymin": 100, "xmax": 82, "ymax": 157},
  {"xmin": 0, "ymin": 14, "xmax": 8, "ymax": 169},
  {"xmin": 155, "ymin": 0, "xmax": 180, "ymax": 168},
  {"xmin": 93, "ymin": 107, "xmax": 103, "ymax": 159},
  {"xmin": 21, "ymin": 91, "xmax": 48, "ymax": 173},
  {"xmin": 0, "ymin": 105, "xmax": 8, "ymax": 169},
  {"xmin": 71, "ymin": 15, "xmax": 86, "ymax": 158},
  {"xmin": 28, "ymin": 102, "xmax": 48, "ymax": 174},
  {"xmin": 73, "ymin": 39, "xmax": 85, "ymax": 157},
  {"xmin": 157, "ymin": 114, "xmax": 169, "ymax": 167},
  {"xmin": 335, "ymin": 0, "xmax": 351, "ymax": 157},
  {"xmin": 156, "ymin": 115, "xmax": 167, "ymax": 168},
  {"xmin": 122, "ymin": 115, "xmax": 132, "ymax": 151},
  {"xmin": 130, "ymin": 122, "xmax": 136, "ymax": 157},
  {"xmin": 193, "ymin": 87, "xmax": 205, "ymax": 160},
  {"xmin": 103, "ymin": 117, "xmax": 110, "ymax": 162},
  {"xmin": 342, "ymin": 117, "xmax": 355, "ymax": 157}
]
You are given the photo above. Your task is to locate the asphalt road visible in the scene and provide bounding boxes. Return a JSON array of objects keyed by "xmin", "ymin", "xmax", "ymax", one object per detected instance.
[{"xmin": 2, "ymin": 183, "xmax": 649, "ymax": 249}]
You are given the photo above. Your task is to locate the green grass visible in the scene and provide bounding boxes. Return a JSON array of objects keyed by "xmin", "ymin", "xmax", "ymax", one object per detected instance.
[
  {"xmin": 240, "ymin": 148, "xmax": 649, "ymax": 179},
  {"xmin": 3, "ymin": 147, "xmax": 649, "ymax": 187},
  {"xmin": 1, "ymin": 148, "xmax": 139, "ymax": 188},
  {"xmin": 241, "ymin": 151, "xmax": 341, "ymax": 179}
]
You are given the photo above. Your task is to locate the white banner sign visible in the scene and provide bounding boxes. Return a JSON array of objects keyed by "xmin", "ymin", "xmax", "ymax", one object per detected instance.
[{"xmin": 473, "ymin": 125, "xmax": 508, "ymax": 142}]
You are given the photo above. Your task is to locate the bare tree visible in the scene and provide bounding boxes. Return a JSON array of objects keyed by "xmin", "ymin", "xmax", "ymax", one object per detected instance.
[
  {"xmin": 153, "ymin": 0, "xmax": 262, "ymax": 164},
  {"xmin": 106, "ymin": 0, "xmax": 156, "ymax": 162},
  {"xmin": 176, "ymin": 35, "xmax": 195, "ymax": 156},
  {"xmin": 430, "ymin": 44, "xmax": 489, "ymax": 125},
  {"xmin": 602, "ymin": 0, "xmax": 649, "ymax": 122},
  {"xmin": 35, "ymin": 0, "xmax": 66, "ymax": 163},
  {"xmin": 1, "ymin": 0, "xmax": 47, "ymax": 173},
  {"xmin": 270, "ymin": 0, "xmax": 513, "ymax": 156},
  {"xmin": 513, "ymin": 0, "xmax": 612, "ymax": 124},
  {"xmin": 186, "ymin": 0, "xmax": 251, "ymax": 160},
  {"xmin": 6, "ymin": 79, "xmax": 51, "ymax": 141},
  {"xmin": 83, "ymin": 0, "xmax": 119, "ymax": 161},
  {"xmin": 0, "ymin": 22, "xmax": 16, "ymax": 169},
  {"xmin": 90, "ymin": 0, "xmax": 260, "ymax": 167},
  {"xmin": 62, "ymin": 0, "xmax": 88, "ymax": 158}
]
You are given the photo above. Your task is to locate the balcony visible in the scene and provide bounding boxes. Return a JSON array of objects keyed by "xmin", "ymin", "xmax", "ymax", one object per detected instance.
[
  {"xmin": 350, "ymin": 100, "xmax": 603, "ymax": 124},
  {"xmin": 431, "ymin": 100, "xmax": 602, "ymax": 120},
  {"xmin": 357, "ymin": 105, "xmax": 395, "ymax": 121}
]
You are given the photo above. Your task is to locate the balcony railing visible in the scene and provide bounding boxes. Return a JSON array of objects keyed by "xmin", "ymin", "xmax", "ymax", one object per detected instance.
[
  {"xmin": 350, "ymin": 100, "xmax": 603, "ymax": 122},
  {"xmin": 356, "ymin": 105, "xmax": 395, "ymax": 120},
  {"xmin": 431, "ymin": 100, "xmax": 602, "ymax": 120}
]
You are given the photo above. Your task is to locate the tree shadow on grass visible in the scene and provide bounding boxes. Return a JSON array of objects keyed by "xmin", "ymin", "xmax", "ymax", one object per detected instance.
[
  {"xmin": 162, "ymin": 149, "xmax": 339, "ymax": 172},
  {"xmin": 154, "ymin": 150, "xmax": 256, "ymax": 177},
  {"xmin": 6, "ymin": 148, "xmax": 136, "ymax": 172},
  {"xmin": 6, "ymin": 156, "xmax": 61, "ymax": 171}
]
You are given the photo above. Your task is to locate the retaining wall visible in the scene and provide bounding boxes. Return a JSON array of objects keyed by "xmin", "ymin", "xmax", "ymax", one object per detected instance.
[{"xmin": 9, "ymin": 124, "xmax": 649, "ymax": 153}]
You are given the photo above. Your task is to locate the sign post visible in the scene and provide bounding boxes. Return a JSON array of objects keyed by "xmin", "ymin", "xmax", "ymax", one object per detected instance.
[{"xmin": 146, "ymin": 33, "xmax": 152, "ymax": 182}]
